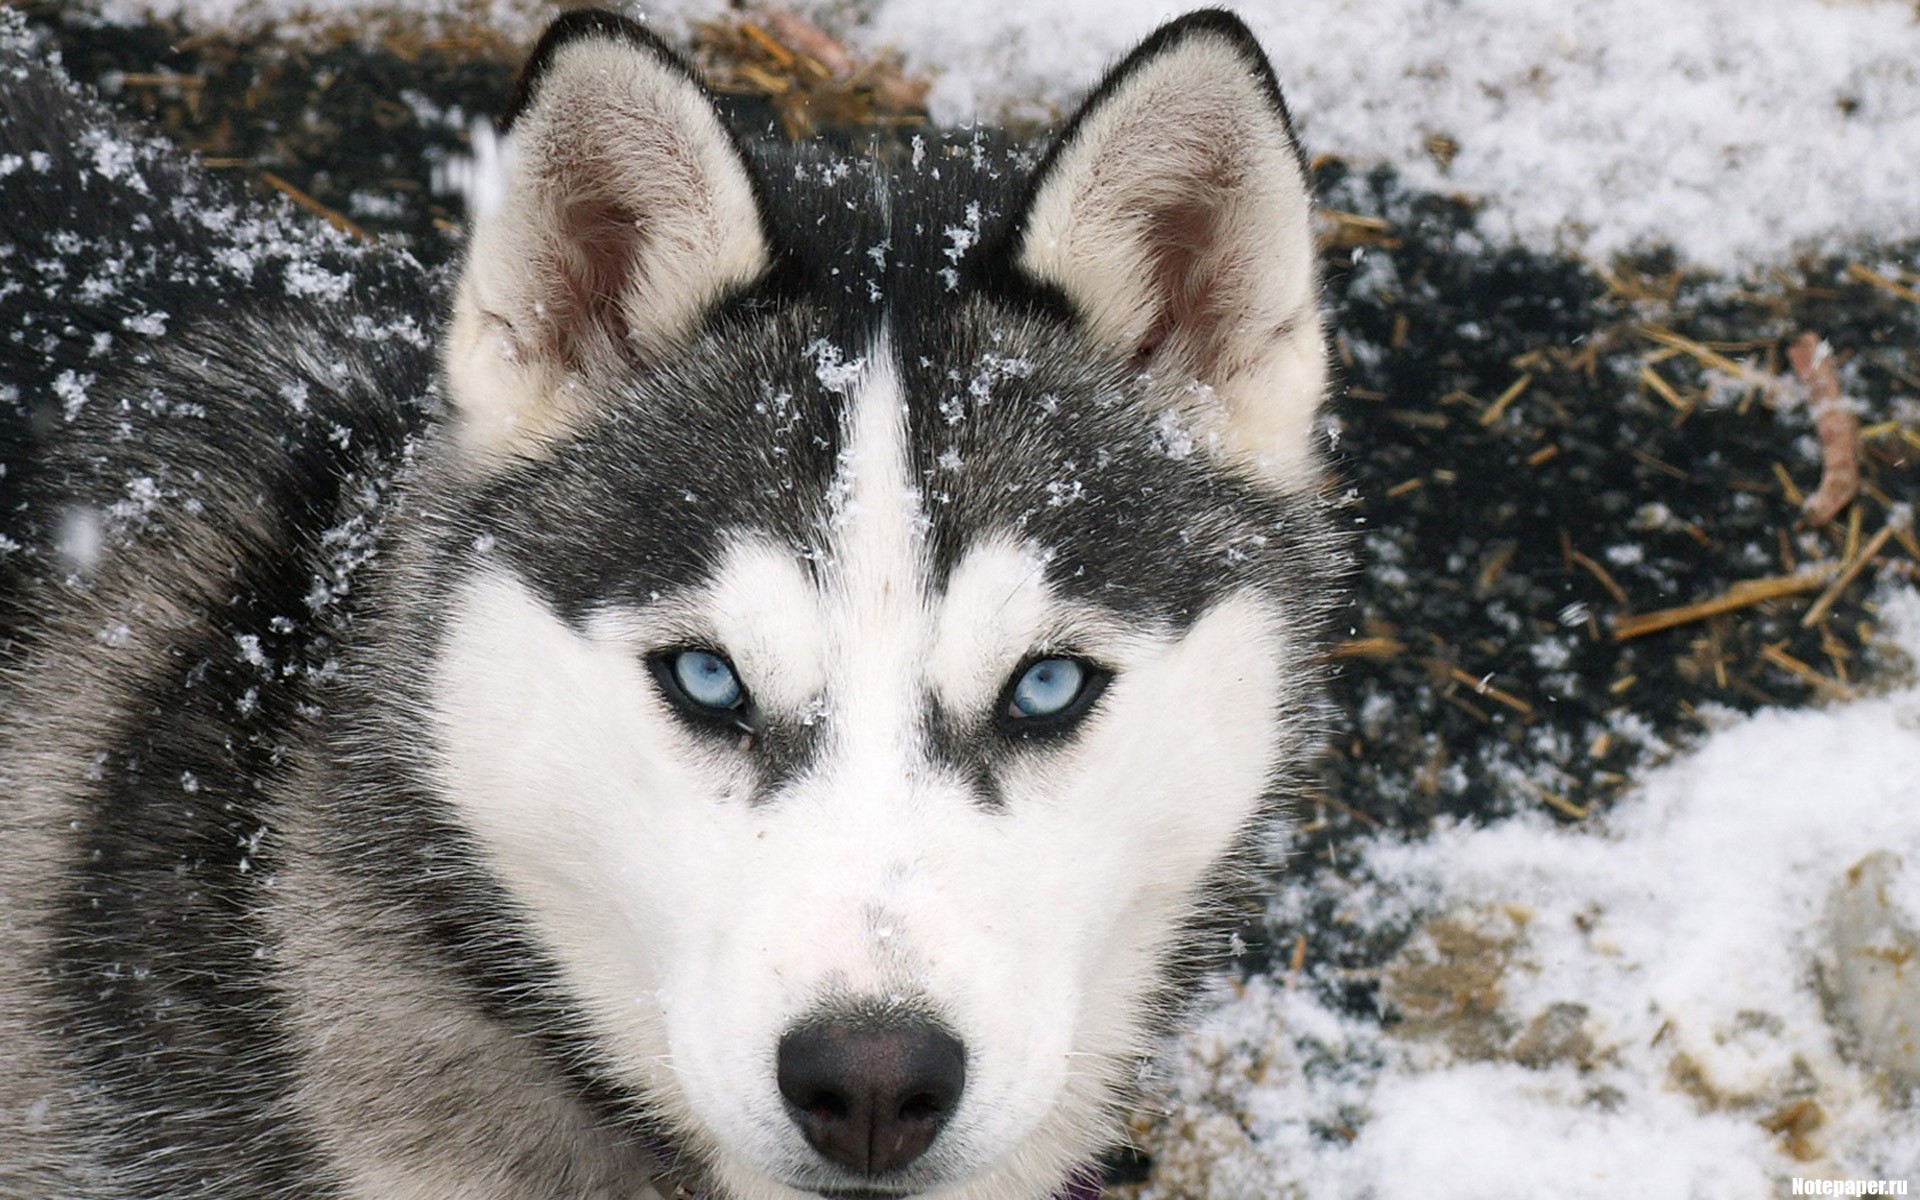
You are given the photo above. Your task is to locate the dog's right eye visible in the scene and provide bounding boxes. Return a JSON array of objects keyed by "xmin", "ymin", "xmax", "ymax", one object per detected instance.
[
  {"xmin": 652, "ymin": 648, "xmax": 752, "ymax": 730},
  {"xmin": 994, "ymin": 655, "xmax": 1109, "ymax": 739}
]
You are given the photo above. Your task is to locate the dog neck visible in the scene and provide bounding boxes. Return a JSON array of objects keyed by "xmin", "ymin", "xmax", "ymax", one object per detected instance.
[{"xmin": 643, "ymin": 1137, "xmax": 1106, "ymax": 1200}]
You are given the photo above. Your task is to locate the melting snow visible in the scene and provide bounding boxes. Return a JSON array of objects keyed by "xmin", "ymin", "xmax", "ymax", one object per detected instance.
[
  {"xmin": 938, "ymin": 200, "xmax": 983, "ymax": 291},
  {"xmin": 1143, "ymin": 586, "xmax": 1920, "ymax": 1196},
  {"xmin": 806, "ymin": 338, "xmax": 865, "ymax": 394},
  {"xmin": 120, "ymin": 310, "xmax": 169, "ymax": 336},
  {"xmin": 378, "ymin": 0, "xmax": 1920, "ymax": 268},
  {"xmin": 863, "ymin": 0, "xmax": 1920, "ymax": 267},
  {"xmin": 283, "ymin": 259, "xmax": 352, "ymax": 301},
  {"xmin": 51, "ymin": 369, "xmax": 93, "ymax": 420}
]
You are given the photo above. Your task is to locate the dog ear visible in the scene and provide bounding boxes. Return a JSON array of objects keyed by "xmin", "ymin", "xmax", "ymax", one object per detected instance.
[
  {"xmin": 445, "ymin": 11, "xmax": 771, "ymax": 457},
  {"xmin": 1013, "ymin": 11, "xmax": 1326, "ymax": 488}
]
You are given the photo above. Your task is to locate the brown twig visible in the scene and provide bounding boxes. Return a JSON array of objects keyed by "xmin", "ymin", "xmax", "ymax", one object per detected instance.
[
  {"xmin": 1638, "ymin": 325, "xmax": 1771, "ymax": 386},
  {"xmin": 1567, "ymin": 548, "xmax": 1629, "ymax": 606},
  {"xmin": 754, "ymin": 6, "xmax": 857, "ymax": 78},
  {"xmin": 694, "ymin": 8, "xmax": 930, "ymax": 137},
  {"xmin": 1444, "ymin": 666, "xmax": 1534, "ymax": 717},
  {"xmin": 1611, "ymin": 567, "xmax": 1838, "ymax": 641},
  {"xmin": 1802, "ymin": 520, "xmax": 1898, "ymax": 628},
  {"xmin": 1759, "ymin": 643, "xmax": 1856, "ymax": 701},
  {"xmin": 1477, "ymin": 373, "xmax": 1533, "ymax": 427},
  {"xmin": 1787, "ymin": 333, "xmax": 1861, "ymax": 526},
  {"xmin": 1317, "ymin": 209, "xmax": 1400, "ymax": 251},
  {"xmin": 259, "ymin": 171, "xmax": 369, "ymax": 241},
  {"xmin": 1846, "ymin": 263, "xmax": 1920, "ymax": 306},
  {"xmin": 1638, "ymin": 364, "xmax": 1691, "ymax": 412},
  {"xmin": 1321, "ymin": 636, "xmax": 1407, "ymax": 661},
  {"xmin": 1534, "ymin": 785, "xmax": 1589, "ymax": 820}
]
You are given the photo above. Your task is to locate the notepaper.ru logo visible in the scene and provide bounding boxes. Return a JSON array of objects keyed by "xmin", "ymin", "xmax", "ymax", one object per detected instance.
[{"xmin": 1791, "ymin": 1181, "xmax": 1910, "ymax": 1197}]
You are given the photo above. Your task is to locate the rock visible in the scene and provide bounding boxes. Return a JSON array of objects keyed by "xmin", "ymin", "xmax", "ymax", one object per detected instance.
[
  {"xmin": 1510, "ymin": 1001, "xmax": 1595, "ymax": 1070},
  {"xmin": 1380, "ymin": 906, "xmax": 1522, "ymax": 1060},
  {"xmin": 1817, "ymin": 851, "xmax": 1920, "ymax": 1094}
]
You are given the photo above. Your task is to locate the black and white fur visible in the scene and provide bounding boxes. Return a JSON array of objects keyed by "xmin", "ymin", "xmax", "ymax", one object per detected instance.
[{"xmin": 0, "ymin": 9, "xmax": 1339, "ymax": 1199}]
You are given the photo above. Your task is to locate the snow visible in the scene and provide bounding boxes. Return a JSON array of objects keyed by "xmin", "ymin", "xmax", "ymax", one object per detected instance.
[
  {"xmin": 806, "ymin": 337, "xmax": 865, "ymax": 394},
  {"xmin": 94, "ymin": 0, "xmax": 1920, "ymax": 270},
  {"xmin": 865, "ymin": 0, "xmax": 1920, "ymax": 268},
  {"xmin": 97, "ymin": 0, "xmax": 1920, "ymax": 266},
  {"xmin": 1143, "ymin": 586, "xmax": 1920, "ymax": 1197},
  {"xmin": 91, "ymin": 0, "xmax": 552, "ymax": 36}
]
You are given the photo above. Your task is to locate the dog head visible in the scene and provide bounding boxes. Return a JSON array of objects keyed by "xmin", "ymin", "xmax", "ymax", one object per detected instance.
[{"xmin": 416, "ymin": 10, "xmax": 1333, "ymax": 1198}]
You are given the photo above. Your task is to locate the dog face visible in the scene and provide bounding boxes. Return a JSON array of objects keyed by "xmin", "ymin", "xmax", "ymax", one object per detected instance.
[{"xmin": 417, "ymin": 11, "xmax": 1331, "ymax": 1198}]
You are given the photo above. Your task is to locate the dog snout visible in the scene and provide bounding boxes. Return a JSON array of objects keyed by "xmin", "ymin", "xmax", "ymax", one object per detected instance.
[{"xmin": 776, "ymin": 1017, "xmax": 966, "ymax": 1175}]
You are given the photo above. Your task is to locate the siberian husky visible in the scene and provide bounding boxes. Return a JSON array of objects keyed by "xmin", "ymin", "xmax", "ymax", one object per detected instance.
[{"xmin": 0, "ymin": 7, "xmax": 1339, "ymax": 1198}]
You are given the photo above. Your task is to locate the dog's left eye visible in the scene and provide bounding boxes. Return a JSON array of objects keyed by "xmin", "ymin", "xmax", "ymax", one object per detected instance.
[
  {"xmin": 998, "ymin": 656, "xmax": 1107, "ymax": 734},
  {"xmin": 652, "ymin": 648, "xmax": 751, "ymax": 730},
  {"xmin": 674, "ymin": 649, "xmax": 743, "ymax": 709}
]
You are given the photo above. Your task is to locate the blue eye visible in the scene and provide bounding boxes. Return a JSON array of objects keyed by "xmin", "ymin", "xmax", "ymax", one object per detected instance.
[
  {"xmin": 670, "ymin": 649, "xmax": 745, "ymax": 712},
  {"xmin": 1007, "ymin": 657, "xmax": 1090, "ymax": 720}
]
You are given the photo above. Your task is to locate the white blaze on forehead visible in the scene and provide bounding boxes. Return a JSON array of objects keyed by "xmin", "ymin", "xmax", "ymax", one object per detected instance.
[{"xmin": 819, "ymin": 337, "xmax": 929, "ymax": 771}]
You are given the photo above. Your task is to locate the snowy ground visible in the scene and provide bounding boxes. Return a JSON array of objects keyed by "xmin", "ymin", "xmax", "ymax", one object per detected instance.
[
  {"xmin": 70, "ymin": 0, "xmax": 1920, "ymax": 1194},
  {"xmin": 874, "ymin": 0, "xmax": 1920, "ymax": 270},
  {"xmin": 1143, "ymin": 587, "xmax": 1920, "ymax": 1196},
  {"xmin": 107, "ymin": 0, "xmax": 1920, "ymax": 268}
]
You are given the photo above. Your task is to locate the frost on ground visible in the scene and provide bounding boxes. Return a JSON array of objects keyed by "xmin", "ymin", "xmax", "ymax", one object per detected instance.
[
  {"xmin": 866, "ymin": 0, "xmax": 1920, "ymax": 269},
  {"xmin": 92, "ymin": 0, "xmax": 1920, "ymax": 268},
  {"xmin": 1130, "ymin": 587, "xmax": 1920, "ymax": 1199}
]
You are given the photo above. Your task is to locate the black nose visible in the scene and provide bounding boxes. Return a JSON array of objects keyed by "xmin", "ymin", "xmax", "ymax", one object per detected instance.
[{"xmin": 776, "ymin": 1019, "xmax": 966, "ymax": 1175}]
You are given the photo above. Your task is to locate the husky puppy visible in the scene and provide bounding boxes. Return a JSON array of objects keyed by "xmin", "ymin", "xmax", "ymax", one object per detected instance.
[{"xmin": 0, "ymin": 8, "xmax": 1338, "ymax": 1198}]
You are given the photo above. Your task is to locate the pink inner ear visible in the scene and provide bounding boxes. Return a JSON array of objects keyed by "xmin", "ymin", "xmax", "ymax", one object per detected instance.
[
  {"xmin": 543, "ymin": 190, "xmax": 646, "ymax": 371},
  {"xmin": 1136, "ymin": 190, "xmax": 1240, "ymax": 382}
]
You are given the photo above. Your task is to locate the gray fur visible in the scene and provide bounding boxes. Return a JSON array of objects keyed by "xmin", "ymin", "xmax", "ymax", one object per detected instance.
[{"xmin": 0, "ymin": 9, "xmax": 1342, "ymax": 1198}]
